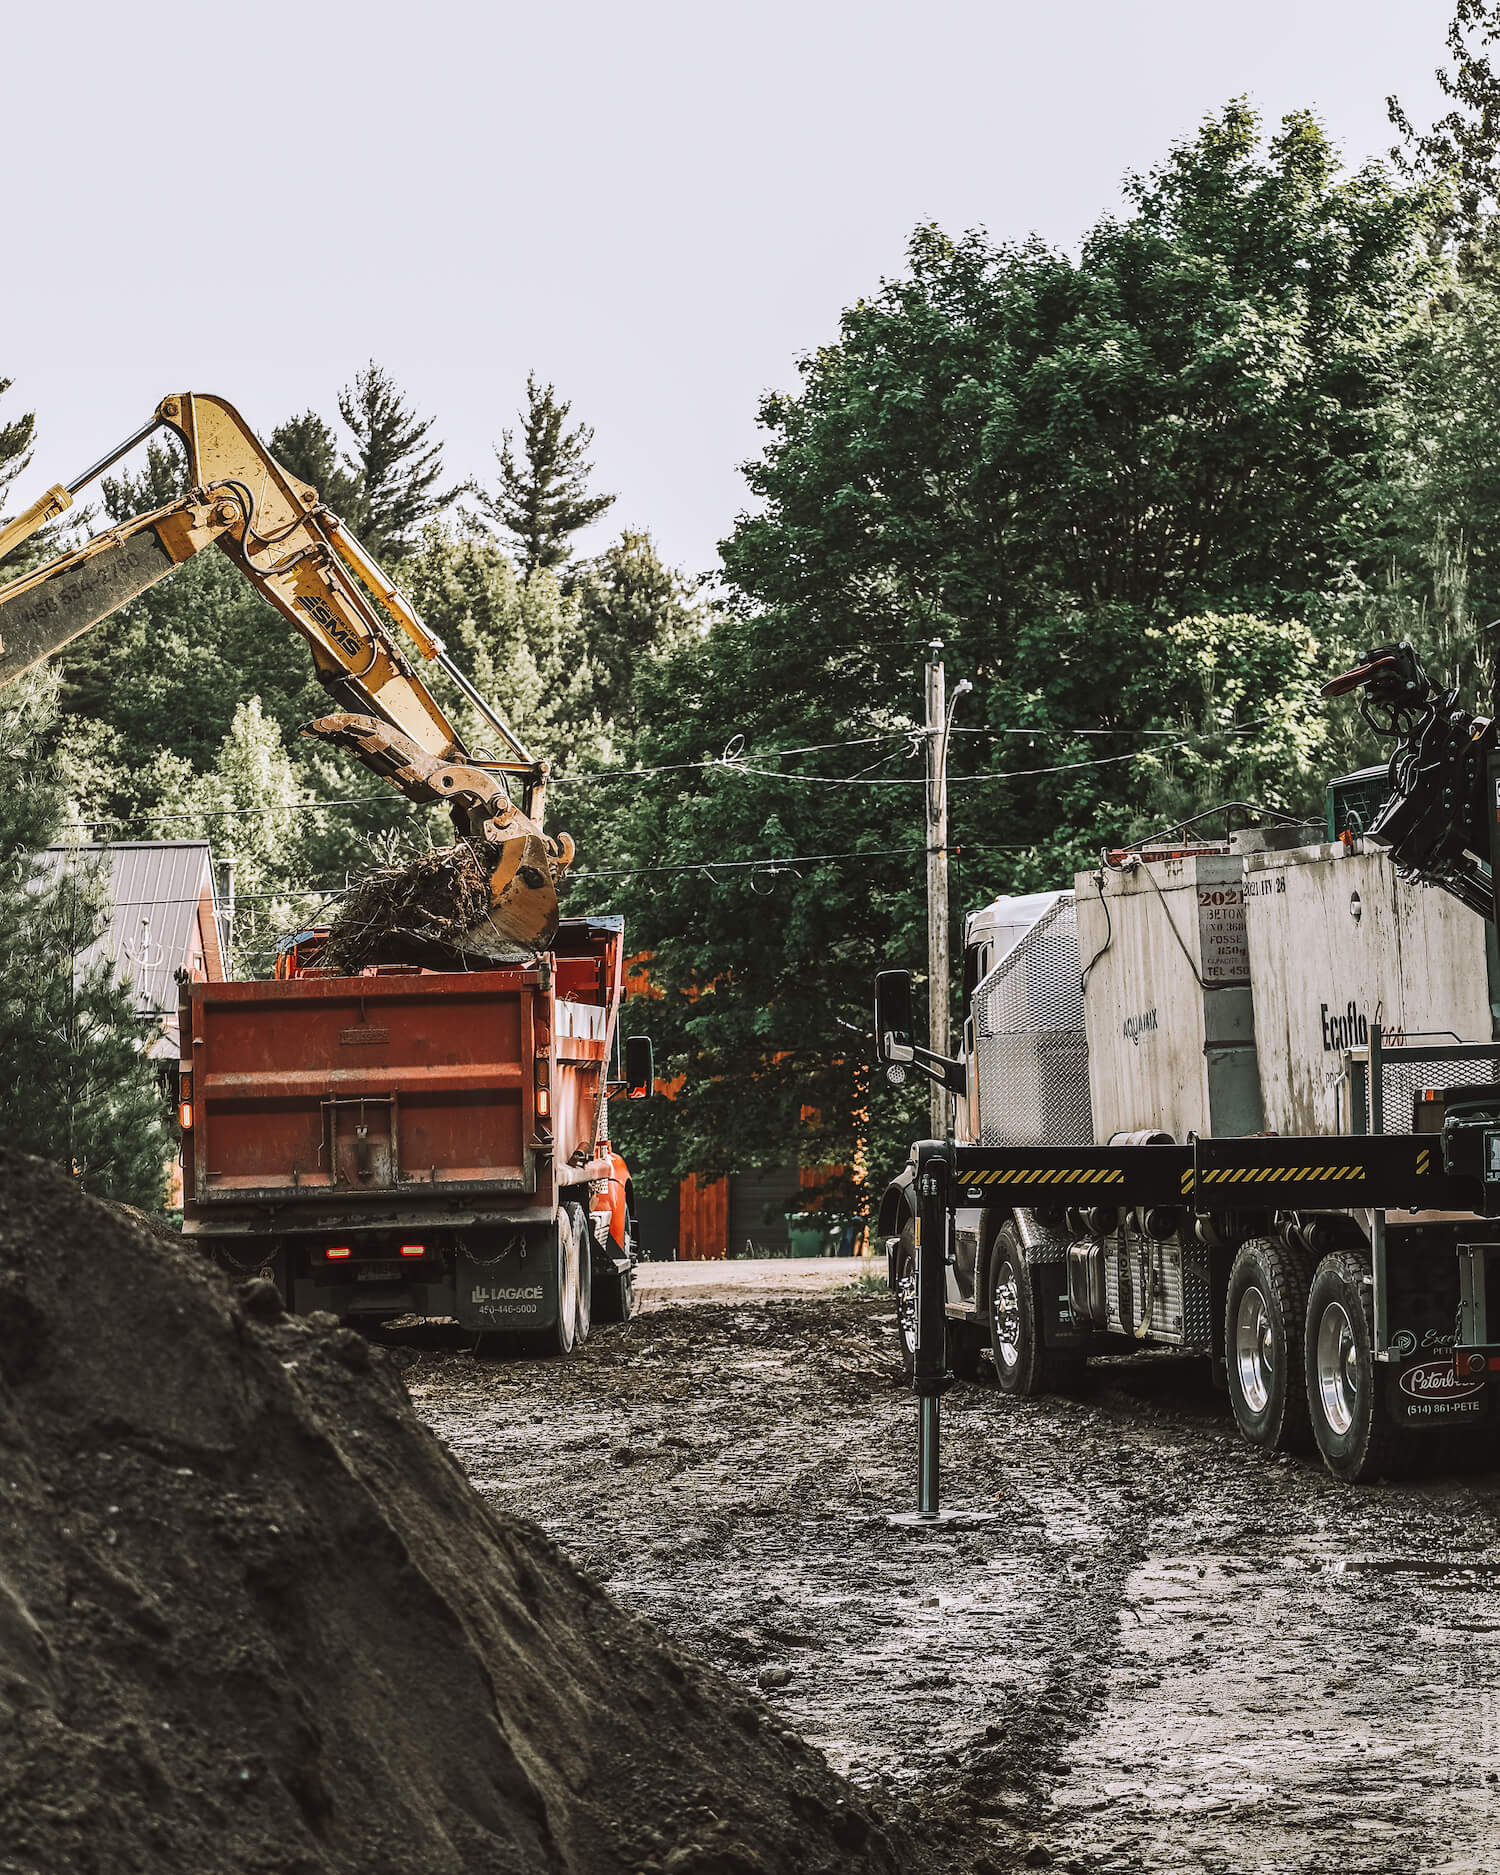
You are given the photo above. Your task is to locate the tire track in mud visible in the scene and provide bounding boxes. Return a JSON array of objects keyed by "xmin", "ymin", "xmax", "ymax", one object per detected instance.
[{"xmin": 393, "ymin": 1297, "xmax": 1500, "ymax": 1875}]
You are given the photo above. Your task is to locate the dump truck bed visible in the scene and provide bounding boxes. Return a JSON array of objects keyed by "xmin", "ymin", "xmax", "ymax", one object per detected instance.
[{"xmin": 180, "ymin": 917, "xmax": 623, "ymax": 1245}]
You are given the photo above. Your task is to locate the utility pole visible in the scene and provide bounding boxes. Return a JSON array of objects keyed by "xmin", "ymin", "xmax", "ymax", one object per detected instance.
[
  {"xmin": 924, "ymin": 641, "xmax": 970, "ymax": 1137},
  {"xmin": 924, "ymin": 646, "xmax": 948, "ymax": 1136}
]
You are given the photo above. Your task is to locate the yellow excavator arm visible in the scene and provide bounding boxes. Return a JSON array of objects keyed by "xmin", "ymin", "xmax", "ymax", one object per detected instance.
[{"xmin": 0, "ymin": 392, "xmax": 572, "ymax": 948}]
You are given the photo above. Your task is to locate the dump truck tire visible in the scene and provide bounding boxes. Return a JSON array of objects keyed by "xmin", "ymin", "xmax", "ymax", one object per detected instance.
[
  {"xmin": 1305, "ymin": 1251, "xmax": 1416, "ymax": 1483},
  {"xmin": 529, "ymin": 1212, "xmax": 578, "ymax": 1359},
  {"xmin": 571, "ymin": 1204, "xmax": 593, "ymax": 1345},
  {"xmin": 593, "ymin": 1205, "xmax": 639, "ymax": 1323},
  {"xmin": 1225, "ymin": 1238, "xmax": 1313, "ymax": 1454}
]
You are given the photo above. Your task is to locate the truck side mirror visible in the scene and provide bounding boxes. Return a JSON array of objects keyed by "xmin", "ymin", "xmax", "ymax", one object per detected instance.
[
  {"xmin": 874, "ymin": 970, "xmax": 915, "ymax": 1072},
  {"xmin": 624, "ymin": 1034, "xmax": 655, "ymax": 1099}
]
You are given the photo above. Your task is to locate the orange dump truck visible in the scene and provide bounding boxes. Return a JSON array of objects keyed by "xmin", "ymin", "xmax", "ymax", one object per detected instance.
[{"xmin": 177, "ymin": 915, "xmax": 650, "ymax": 1349}]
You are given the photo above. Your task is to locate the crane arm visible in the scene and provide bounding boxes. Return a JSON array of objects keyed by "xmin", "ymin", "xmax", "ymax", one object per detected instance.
[
  {"xmin": 0, "ymin": 392, "xmax": 570, "ymax": 948},
  {"xmin": 1321, "ymin": 641, "xmax": 1499, "ymax": 923}
]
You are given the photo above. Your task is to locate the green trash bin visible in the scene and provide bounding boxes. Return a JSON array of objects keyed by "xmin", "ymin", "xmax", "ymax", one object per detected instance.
[{"xmin": 784, "ymin": 1212, "xmax": 832, "ymax": 1257}]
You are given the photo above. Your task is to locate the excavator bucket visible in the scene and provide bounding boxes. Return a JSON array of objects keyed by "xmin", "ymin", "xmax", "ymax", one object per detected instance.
[
  {"xmin": 471, "ymin": 827, "xmax": 564, "ymax": 952},
  {"xmin": 304, "ymin": 713, "xmax": 570, "ymax": 958}
]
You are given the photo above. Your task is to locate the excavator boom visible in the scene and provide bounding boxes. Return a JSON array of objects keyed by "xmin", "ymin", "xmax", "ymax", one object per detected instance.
[{"xmin": 0, "ymin": 392, "xmax": 571, "ymax": 949}]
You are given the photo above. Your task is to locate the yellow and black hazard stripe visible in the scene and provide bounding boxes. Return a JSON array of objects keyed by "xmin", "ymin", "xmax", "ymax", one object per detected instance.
[
  {"xmin": 959, "ymin": 1166, "xmax": 1126, "ymax": 1194},
  {"xmin": 1180, "ymin": 1163, "xmax": 1369, "ymax": 1195}
]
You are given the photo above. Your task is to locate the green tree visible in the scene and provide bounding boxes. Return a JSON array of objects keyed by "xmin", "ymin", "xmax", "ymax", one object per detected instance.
[
  {"xmin": 338, "ymin": 362, "xmax": 456, "ymax": 558},
  {"xmin": 0, "ymin": 669, "xmax": 171, "ymax": 1206},
  {"xmin": 401, "ymin": 522, "xmax": 614, "ymax": 775},
  {"xmin": 151, "ymin": 699, "xmax": 324, "ymax": 971},
  {"xmin": 1121, "ymin": 613, "xmax": 1332, "ymax": 838},
  {"xmin": 480, "ymin": 374, "xmax": 615, "ymax": 577},
  {"xmin": 571, "ymin": 531, "xmax": 702, "ymax": 734},
  {"xmin": 1390, "ymin": 0, "xmax": 1500, "ymax": 247},
  {"xmin": 54, "ymin": 442, "xmax": 327, "ymax": 786},
  {"xmin": 269, "ymin": 410, "xmax": 368, "ymax": 530},
  {"xmin": 604, "ymin": 102, "xmax": 1444, "ymax": 1196},
  {"xmin": 0, "ymin": 374, "xmax": 34, "ymax": 510}
]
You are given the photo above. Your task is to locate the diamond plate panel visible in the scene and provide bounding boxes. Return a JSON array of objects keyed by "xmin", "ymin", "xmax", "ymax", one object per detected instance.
[{"xmin": 975, "ymin": 895, "xmax": 1093, "ymax": 1148}]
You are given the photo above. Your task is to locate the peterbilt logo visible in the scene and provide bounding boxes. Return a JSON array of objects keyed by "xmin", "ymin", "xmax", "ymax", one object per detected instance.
[{"xmin": 1397, "ymin": 1359, "xmax": 1484, "ymax": 1403}]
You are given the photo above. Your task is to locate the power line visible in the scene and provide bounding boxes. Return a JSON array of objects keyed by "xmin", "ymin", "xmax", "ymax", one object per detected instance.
[
  {"xmin": 719, "ymin": 719, "xmax": 1269, "ymax": 788},
  {"xmin": 552, "ymin": 720, "xmax": 1262, "ymax": 787},
  {"xmin": 568, "ymin": 845, "xmax": 922, "ymax": 881},
  {"xmin": 71, "ymin": 717, "xmax": 1272, "ymax": 838},
  {"xmin": 80, "ymin": 797, "xmax": 397, "ymax": 827}
]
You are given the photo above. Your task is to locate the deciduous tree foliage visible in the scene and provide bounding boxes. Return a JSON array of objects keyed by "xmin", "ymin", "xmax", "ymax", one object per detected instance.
[
  {"xmin": 603, "ymin": 103, "xmax": 1446, "ymax": 1198},
  {"xmin": 1390, "ymin": 0, "xmax": 1500, "ymax": 246},
  {"xmin": 569, "ymin": 530, "xmax": 702, "ymax": 736}
]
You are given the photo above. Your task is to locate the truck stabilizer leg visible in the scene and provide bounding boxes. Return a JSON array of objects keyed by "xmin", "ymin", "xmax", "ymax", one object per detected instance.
[{"xmin": 889, "ymin": 1141, "xmax": 997, "ymax": 1529}]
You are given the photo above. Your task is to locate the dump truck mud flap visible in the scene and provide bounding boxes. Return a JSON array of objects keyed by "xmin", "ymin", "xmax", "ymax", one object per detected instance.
[{"xmin": 454, "ymin": 1229, "xmax": 560, "ymax": 1332}]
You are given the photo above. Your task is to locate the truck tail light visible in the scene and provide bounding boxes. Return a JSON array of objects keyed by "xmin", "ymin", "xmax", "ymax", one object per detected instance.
[
  {"xmin": 178, "ymin": 1069, "xmax": 193, "ymax": 1130},
  {"xmin": 326, "ymin": 1245, "xmax": 351, "ymax": 1260},
  {"xmin": 534, "ymin": 1055, "xmax": 551, "ymax": 1130},
  {"xmin": 399, "ymin": 1243, "xmax": 425, "ymax": 1258},
  {"xmin": 178, "ymin": 1103, "xmax": 193, "ymax": 1131},
  {"xmin": 535, "ymin": 1087, "xmax": 551, "ymax": 1118}
]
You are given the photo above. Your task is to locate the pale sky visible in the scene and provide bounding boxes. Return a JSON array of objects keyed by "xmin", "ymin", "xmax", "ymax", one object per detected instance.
[{"xmin": 2, "ymin": 0, "xmax": 1454, "ymax": 578}]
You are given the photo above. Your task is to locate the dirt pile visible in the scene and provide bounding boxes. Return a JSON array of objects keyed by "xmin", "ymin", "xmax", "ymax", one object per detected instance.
[
  {"xmin": 320, "ymin": 844, "xmax": 518, "ymax": 973},
  {"xmin": 0, "ymin": 1150, "xmax": 913, "ymax": 1875}
]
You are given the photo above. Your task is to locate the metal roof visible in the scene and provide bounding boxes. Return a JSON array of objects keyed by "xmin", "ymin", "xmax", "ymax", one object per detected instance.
[{"xmin": 37, "ymin": 841, "xmax": 222, "ymax": 1021}]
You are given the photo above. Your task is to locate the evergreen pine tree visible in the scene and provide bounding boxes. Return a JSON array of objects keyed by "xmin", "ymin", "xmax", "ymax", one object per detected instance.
[
  {"xmin": 269, "ymin": 411, "xmax": 368, "ymax": 531},
  {"xmin": 337, "ymin": 363, "xmax": 455, "ymax": 559},
  {"xmin": 0, "ymin": 375, "xmax": 34, "ymax": 509},
  {"xmin": 0, "ymin": 670, "xmax": 172, "ymax": 1207},
  {"xmin": 480, "ymin": 374, "xmax": 615, "ymax": 577}
]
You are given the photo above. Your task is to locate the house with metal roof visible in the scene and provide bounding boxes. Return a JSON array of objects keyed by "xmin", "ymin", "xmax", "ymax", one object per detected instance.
[{"xmin": 38, "ymin": 841, "xmax": 229, "ymax": 1059}]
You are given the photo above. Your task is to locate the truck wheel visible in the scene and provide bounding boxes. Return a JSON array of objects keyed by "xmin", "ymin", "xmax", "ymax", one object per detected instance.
[
  {"xmin": 894, "ymin": 1220, "xmax": 919, "ymax": 1380},
  {"xmin": 538, "ymin": 1211, "xmax": 579, "ymax": 1358},
  {"xmin": 593, "ymin": 1206, "xmax": 639, "ymax": 1323},
  {"xmin": 1225, "ymin": 1238, "xmax": 1312, "ymax": 1453},
  {"xmin": 893, "ymin": 1214, "xmax": 981, "ymax": 1382},
  {"xmin": 1305, "ymin": 1252, "xmax": 1415, "ymax": 1483},
  {"xmin": 571, "ymin": 1204, "xmax": 593, "ymax": 1345},
  {"xmin": 948, "ymin": 1323, "xmax": 982, "ymax": 1382},
  {"xmin": 988, "ymin": 1223, "xmax": 1079, "ymax": 1397}
]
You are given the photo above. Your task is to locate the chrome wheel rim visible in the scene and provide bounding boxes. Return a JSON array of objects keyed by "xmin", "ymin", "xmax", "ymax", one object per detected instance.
[
  {"xmin": 896, "ymin": 1249, "xmax": 918, "ymax": 1357},
  {"xmin": 993, "ymin": 1259, "xmax": 1022, "ymax": 1371},
  {"xmin": 1234, "ymin": 1285, "xmax": 1275, "ymax": 1415},
  {"xmin": 1316, "ymin": 1300, "xmax": 1359, "ymax": 1436}
]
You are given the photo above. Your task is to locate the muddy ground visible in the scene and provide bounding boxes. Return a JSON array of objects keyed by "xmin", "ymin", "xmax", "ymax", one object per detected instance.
[{"xmin": 388, "ymin": 1284, "xmax": 1500, "ymax": 1875}]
